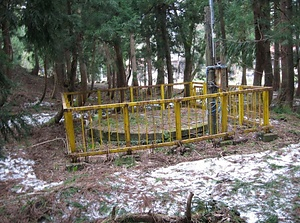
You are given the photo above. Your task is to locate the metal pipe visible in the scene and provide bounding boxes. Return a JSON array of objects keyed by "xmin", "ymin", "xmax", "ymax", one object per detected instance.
[{"xmin": 209, "ymin": 0, "xmax": 215, "ymax": 62}]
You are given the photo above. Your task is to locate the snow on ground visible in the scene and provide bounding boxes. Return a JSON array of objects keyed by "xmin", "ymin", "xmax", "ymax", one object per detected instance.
[
  {"xmin": 0, "ymin": 144, "xmax": 300, "ymax": 222},
  {"xmin": 104, "ymin": 144, "xmax": 300, "ymax": 222},
  {"xmin": 0, "ymin": 156, "xmax": 63, "ymax": 193},
  {"xmin": 24, "ymin": 112, "xmax": 57, "ymax": 125}
]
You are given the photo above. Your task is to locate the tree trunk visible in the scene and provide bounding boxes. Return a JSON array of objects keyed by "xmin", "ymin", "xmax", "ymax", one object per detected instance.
[
  {"xmin": 273, "ymin": 0, "xmax": 280, "ymax": 91},
  {"xmin": 113, "ymin": 39, "xmax": 126, "ymax": 88},
  {"xmin": 89, "ymin": 39, "xmax": 97, "ymax": 92},
  {"xmin": 242, "ymin": 65, "xmax": 247, "ymax": 85},
  {"xmin": 65, "ymin": 50, "xmax": 72, "ymax": 86},
  {"xmin": 296, "ymin": 38, "xmax": 300, "ymax": 96},
  {"xmin": 130, "ymin": 33, "xmax": 138, "ymax": 88},
  {"xmin": 156, "ymin": 43, "xmax": 165, "ymax": 85},
  {"xmin": 263, "ymin": 1, "xmax": 273, "ymax": 89},
  {"xmin": 296, "ymin": 1, "xmax": 300, "ymax": 97},
  {"xmin": 217, "ymin": 0, "xmax": 227, "ymax": 64},
  {"xmin": 143, "ymin": 60, "xmax": 147, "ymax": 86},
  {"xmin": 252, "ymin": 0, "xmax": 264, "ymax": 86},
  {"xmin": 77, "ymin": 32, "xmax": 87, "ymax": 106},
  {"xmin": 264, "ymin": 42, "xmax": 273, "ymax": 88},
  {"xmin": 52, "ymin": 61, "xmax": 65, "ymax": 99},
  {"xmin": 155, "ymin": 7, "xmax": 165, "ymax": 86},
  {"xmin": 113, "ymin": 37, "xmax": 126, "ymax": 102},
  {"xmin": 104, "ymin": 43, "xmax": 112, "ymax": 89},
  {"xmin": 31, "ymin": 47, "xmax": 39, "ymax": 76},
  {"xmin": 68, "ymin": 35, "xmax": 80, "ymax": 92},
  {"xmin": 273, "ymin": 41, "xmax": 281, "ymax": 91},
  {"xmin": 184, "ymin": 48, "xmax": 193, "ymax": 96},
  {"xmin": 54, "ymin": 105, "xmax": 64, "ymax": 124},
  {"xmin": 1, "ymin": 19, "xmax": 13, "ymax": 78},
  {"xmin": 69, "ymin": 52, "xmax": 77, "ymax": 92},
  {"xmin": 146, "ymin": 37, "xmax": 153, "ymax": 94},
  {"xmin": 278, "ymin": 0, "xmax": 294, "ymax": 107},
  {"xmin": 38, "ymin": 56, "xmax": 48, "ymax": 104},
  {"xmin": 172, "ymin": 4, "xmax": 195, "ymax": 96},
  {"xmin": 159, "ymin": 5, "xmax": 173, "ymax": 98},
  {"xmin": 78, "ymin": 60, "xmax": 87, "ymax": 106}
]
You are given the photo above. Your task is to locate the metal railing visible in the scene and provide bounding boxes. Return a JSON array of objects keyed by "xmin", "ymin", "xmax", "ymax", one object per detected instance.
[{"xmin": 62, "ymin": 83, "xmax": 272, "ymax": 158}]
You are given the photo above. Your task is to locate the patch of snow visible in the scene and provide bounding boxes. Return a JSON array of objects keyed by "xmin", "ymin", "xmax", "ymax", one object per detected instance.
[
  {"xmin": 24, "ymin": 98, "xmax": 55, "ymax": 108},
  {"xmin": 1, "ymin": 144, "xmax": 300, "ymax": 222},
  {"xmin": 0, "ymin": 156, "xmax": 63, "ymax": 193},
  {"xmin": 24, "ymin": 112, "xmax": 57, "ymax": 125},
  {"xmin": 99, "ymin": 143, "xmax": 300, "ymax": 222}
]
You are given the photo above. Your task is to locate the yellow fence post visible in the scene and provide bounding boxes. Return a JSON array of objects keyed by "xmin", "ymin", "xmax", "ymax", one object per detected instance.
[
  {"xmin": 202, "ymin": 83, "xmax": 207, "ymax": 110},
  {"xmin": 174, "ymin": 101, "xmax": 182, "ymax": 140},
  {"xmin": 160, "ymin": 84, "xmax": 165, "ymax": 110},
  {"xmin": 97, "ymin": 90, "xmax": 102, "ymax": 104},
  {"xmin": 64, "ymin": 110, "xmax": 76, "ymax": 153},
  {"xmin": 189, "ymin": 82, "xmax": 194, "ymax": 96},
  {"xmin": 123, "ymin": 104, "xmax": 131, "ymax": 147},
  {"xmin": 203, "ymin": 83, "xmax": 207, "ymax": 95},
  {"xmin": 263, "ymin": 90, "xmax": 270, "ymax": 127},
  {"xmin": 130, "ymin": 87, "xmax": 134, "ymax": 112},
  {"xmin": 238, "ymin": 86, "xmax": 244, "ymax": 125},
  {"xmin": 221, "ymin": 93, "xmax": 228, "ymax": 133}
]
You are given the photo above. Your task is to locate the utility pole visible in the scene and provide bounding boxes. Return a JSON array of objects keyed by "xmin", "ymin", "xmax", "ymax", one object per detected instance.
[{"xmin": 205, "ymin": 2, "xmax": 218, "ymax": 134}]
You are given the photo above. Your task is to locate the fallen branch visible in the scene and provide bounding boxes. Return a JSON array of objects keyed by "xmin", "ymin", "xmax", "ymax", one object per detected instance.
[
  {"xmin": 185, "ymin": 192, "xmax": 194, "ymax": 223},
  {"xmin": 29, "ymin": 137, "xmax": 67, "ymax": 150}
]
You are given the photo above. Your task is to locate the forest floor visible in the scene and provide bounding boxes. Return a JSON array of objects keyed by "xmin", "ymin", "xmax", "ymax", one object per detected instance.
[{"xmin": 1, "ymin": 67, "xmax": 300, "ymax": 222}]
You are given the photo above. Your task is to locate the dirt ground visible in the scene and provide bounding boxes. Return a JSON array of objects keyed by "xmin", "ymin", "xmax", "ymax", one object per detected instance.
[{"xmin": 1, "ymin": 67, "xmax": 300, "ymax": 222}]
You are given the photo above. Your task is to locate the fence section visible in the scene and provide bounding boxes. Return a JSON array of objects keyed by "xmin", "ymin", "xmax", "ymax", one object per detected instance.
[{"xmin": 62, "ymin": 83, "xmax": 272, "ymax": 158}]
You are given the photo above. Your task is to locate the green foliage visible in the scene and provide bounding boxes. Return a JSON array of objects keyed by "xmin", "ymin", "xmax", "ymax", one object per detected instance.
[
  {"xmin": 114, "ymin": 155, "xmax": 136, "ymax": 168},
  {"xmin": 258, "ymin": 214, "xmax": 279, "ymax": 223},
  {"xmin": 61, "ymin": 187, "xmax": 79, "ymax": 199},
  {"xmin": 23, "ymin": 0, "xmax": 66, "ymax": 50},
  {"xmin": 0, "ymin": 70, "xmax": 31, "ymax": 148},
  {"xmin": 216, "ymin": 0, "xmax": 255, "ymax": 67},
  {"xmin": 272, "ymin": 106, "xmax": 293, "ymax": 115},
  {"xmin": 0, "ymin": 107, "xmax": 31, "ymax": 144}
]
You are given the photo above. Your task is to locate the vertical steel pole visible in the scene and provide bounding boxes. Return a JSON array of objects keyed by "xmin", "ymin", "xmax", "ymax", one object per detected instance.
[{"xmin": 209, "ymin": 0, "xmax": 215, "ymax": 63}]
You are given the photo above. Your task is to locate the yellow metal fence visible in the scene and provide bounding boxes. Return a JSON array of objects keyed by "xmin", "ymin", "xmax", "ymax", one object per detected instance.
[{"xmin": 62, "ymin": 82, "xmax": 272, "ymax": 158}]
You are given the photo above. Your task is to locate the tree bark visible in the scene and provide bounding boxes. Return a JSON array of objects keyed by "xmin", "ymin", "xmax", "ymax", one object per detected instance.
[
  {"xmin": 145, "ymin": 37, "xmax": 153, "ymax": 94},
  {"xmin": 155, "ymin": 6, "xmax": 165, "ymax": 86},
  {"xmin": 68, "ymin": 35, "xmax": 81, "ymax": 92},
  {"xmin": 217, "ymin": 0, "xmax": 227, "ymax": 64},
  {"xmin": 113, "ymin": 37, "xmax": 127, "ymax": 102},
  {"xmin": 296, "ymin": 37, "xmax": 300, "ymax": 96},
  {"xmin": 38, "ymin": 56, "xmax": 48, "ymax": 104},
  {"xmin": 130, "ymin": 33, "xmax": 138, "ymax": 88},
  {"xmin": 252, "ymin": 0, "xmax": 264, "ymax": 86},
  {"xmin": 172, "ymin": 3, "xmax": 195, "ymax": 96},
  {"xmin": 184, "ymin": 48, "xmax": 193, "ymax": 96},
  {"xmin": 159, "ymin": 4, "xmax": 173, "ymax": 98},
  {"xmin": 296, "ymin": 1, "xmax": 300, "ymax": 97},
  {"xmin": 263, "ymin": 1, "xmax": 273, "ymax": 89},
  {"xmin": 31, "ymin": 47, "xmax": 39, "ymax": 76},
  {"xmin": 273, "ymin": 0, "xmax": 280, "ymax": 91},
  {"xmin": 242, "ymin": 64, "xmax": 247, "ymax": 85},
  {"xmin": 113, "ymin": 38, "xmax": 126, "ymax": 88},
  {"xmin": 53, "ymin": 61, "xmax": 65, "ymax": 99},
  {"xmin": 65, "ymin": 50, "xmax": 72, "ymax": 86},
  {"xmin": 278, "ymin": 0, "xmax": 294, "ymax": 107},
  {"xmin": 1, "ymin": 19, "xmax": 13, "ymax": 78},
  {"xmin": 78, "ymin": 60, "xmax": 87, "ymax": 106}
]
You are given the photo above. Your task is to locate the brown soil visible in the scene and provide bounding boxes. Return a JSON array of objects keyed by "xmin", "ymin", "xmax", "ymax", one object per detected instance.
[{"xmin": 1, "ymin": 67, "xmax": 300, "ymax": 222}]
